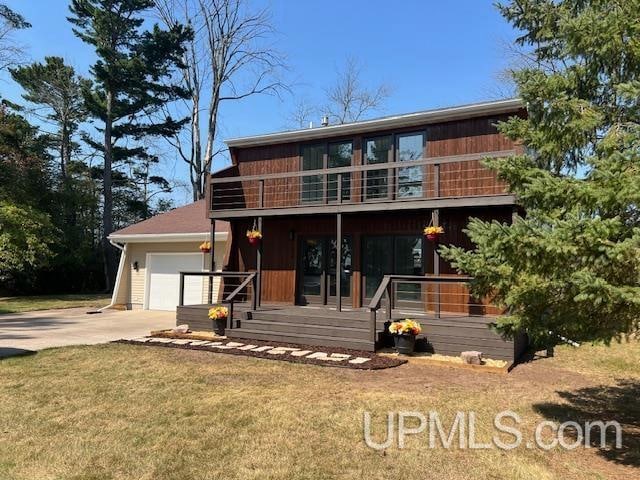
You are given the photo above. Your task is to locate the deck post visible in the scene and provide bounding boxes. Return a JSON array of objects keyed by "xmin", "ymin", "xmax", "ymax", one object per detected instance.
[
  {"xmin": 432, "ymin": 209, "xmax": 441, "ymax": 318},
  {"xmin": 369, "ymin": 309, "xmax": 377, "ymax": 345},
  {"xmin": 255, "ymin": 180, "xmax": 264, "ymax": 310},
  {"xmin": 385, "ymin": 281, "xmax": 392, "ymax": 320},
  {"xmin": 208, "ymin": 220, "xmax": 216, "ymax": 304},
  {"xmin": 336, "ymin": 174, "xmax": 343, "ymax": 312}
]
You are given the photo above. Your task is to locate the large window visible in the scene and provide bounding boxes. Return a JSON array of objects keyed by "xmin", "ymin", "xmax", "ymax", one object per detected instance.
[
  {"xmin": 301, "ymin": 144, "xmax": 324, "ymax": 203},
  {"xmin": 328, "ymin": 141, "xmax": 352, "ymax": 201},
  {"xmin": 362, "ymin": 235, "xmax": 424, "ymax": 301},
  {"xmin": 364, "ymin": 136, "xmax": 392, "ymax": 199},
  {"xmin": 396, "ymin": 133, "xmax": 424, "ymax": 198},
  {"xmin": 301, "ymin": 141, "xmax": 353, "ymax": 203}
]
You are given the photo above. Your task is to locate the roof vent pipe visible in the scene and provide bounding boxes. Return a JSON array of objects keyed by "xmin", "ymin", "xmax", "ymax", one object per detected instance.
[
  {"xmin": 308, "ymin": 121, "xmax": 313, "ymax": 129},
  {"xmin": 321, "ymin": 115, "xmax": 329, "ymax": 127}
]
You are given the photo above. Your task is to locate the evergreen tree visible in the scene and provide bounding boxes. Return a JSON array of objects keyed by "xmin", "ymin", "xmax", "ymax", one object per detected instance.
[
  {"xmin": 68, "ymin": 0, "xmax": 191, "ymax": 288},
  {"xmin": 10, "ymin": 57, "xmax": 89, "ymax": 178},
  {"xmin": 440, "ymin": 0, "xmax": 640, "ymax": 345}
]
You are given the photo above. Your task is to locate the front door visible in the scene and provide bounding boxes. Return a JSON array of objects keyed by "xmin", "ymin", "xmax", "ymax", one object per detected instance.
[{"xmin": 298, "ymin": 236, "xmax": 352, "ymax": 306}]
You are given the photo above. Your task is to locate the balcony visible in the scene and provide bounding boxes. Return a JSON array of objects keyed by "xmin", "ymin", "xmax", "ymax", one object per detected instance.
[{"xmin": 209, "ymin": 149, "xmax": 516, "ymax": 218}]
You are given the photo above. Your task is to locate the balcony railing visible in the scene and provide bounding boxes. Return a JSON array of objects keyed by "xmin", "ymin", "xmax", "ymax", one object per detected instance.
[{"xmin": 210, "ymin": 149, "xmax": 515, "ymax": 214}]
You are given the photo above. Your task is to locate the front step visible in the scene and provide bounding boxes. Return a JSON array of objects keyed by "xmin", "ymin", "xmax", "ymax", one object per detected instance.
[
  {"xmin": 238, "ymin": 319, "xmax": 372, "ymax": 340},
  {"xmin": 228, "ymin": 328, "xmax": 376, "ymax": 352}
]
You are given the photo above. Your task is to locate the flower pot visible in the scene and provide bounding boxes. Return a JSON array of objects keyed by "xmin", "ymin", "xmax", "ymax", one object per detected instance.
[
  {"xmin": 200, "ymin": 247, "xmax": 211, "ymax": 253},
  {"xmin": 212, "ymin": 317, "xmax": 227, "ymax": 336},
  {"xmin": 425, "ymin": 233, "xmax": 440, "ymax": 242},
  {"xmin": 248, "ymin": 237, "xmax": 260, "ymax": 246},
  {"xmin": 394, "ymin": 334, "xmax": 416, "ymax": 355}
]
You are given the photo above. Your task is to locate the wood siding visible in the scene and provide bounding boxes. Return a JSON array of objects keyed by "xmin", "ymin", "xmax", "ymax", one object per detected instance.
[
  {"xmin": 227, "ymin": 208, "xmax": 512, "ymax": 309},
  {"xmin": 212, "ymin": 113, "xmax": 523, "ymax": 212}
]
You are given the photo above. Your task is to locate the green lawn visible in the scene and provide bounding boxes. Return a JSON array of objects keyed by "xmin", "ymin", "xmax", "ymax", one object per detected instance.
[
  {"xmin": 0, "ymin": 340, "xmax": 638, "ymax": 479},
  {"xmin": 0, "ymin": 293, "xmax": 111, "ymax": 314}
]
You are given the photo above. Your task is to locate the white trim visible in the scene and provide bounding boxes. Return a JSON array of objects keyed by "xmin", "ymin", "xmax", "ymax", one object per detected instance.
[
  {"xmin": 143, "ymin": 252, "xmax": 205, "ymax": 310},
  {"xmin": 102, "ymin": 243, "xmax": 128, "ymax": 310},
  {"xmin": 225, "ymin": 99, "xmax": 523, "ymax": 148},
  {"xmin": 108, "ymin": 231, "xmax": 228, "ymax": 243}
]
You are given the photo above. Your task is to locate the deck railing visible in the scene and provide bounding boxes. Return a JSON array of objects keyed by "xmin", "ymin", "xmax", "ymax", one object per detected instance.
[
  {"xmin": 366, "ymin": 274, "xmax": 497, "ymax": 343},
  {"xmin": 178, "ymin": 271, "xmax": 257, "ymax": 329},
  {"xmin": 210, "ymin": 150, "xmax": 515, "ymax": 214}
]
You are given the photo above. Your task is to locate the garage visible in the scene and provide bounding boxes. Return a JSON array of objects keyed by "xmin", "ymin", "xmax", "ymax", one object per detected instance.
[
  {"xmin": 106, "ymin": 200, "xmax": 229, "ymax": 311},
  {"xmin": 145, "ymin": 253, "xmax": 205, "ymax": 311}
]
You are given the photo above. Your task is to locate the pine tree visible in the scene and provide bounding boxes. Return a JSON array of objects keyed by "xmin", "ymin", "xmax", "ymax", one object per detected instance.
[
  {"xmin": 440, "ymin": 0, "xmax": 640, "ymax": 346},
  {"xmin": 68, "ymin": 0, "xmax": 191, "ymax": 289}
]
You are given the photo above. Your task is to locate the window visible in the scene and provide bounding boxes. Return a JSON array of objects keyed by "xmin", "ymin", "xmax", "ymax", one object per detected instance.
[
  {"xmin": 362, "ymin": 235, "xmax": 424, "ymax": 301},
  {"xmin": 396, "ymin": 133, "xmax": 424, "ymax": 198},
  {"xmin": 301, "ymin": 141, "xmax": 352, "ymax": 203},
  {"xmin": 327, "ymin": 141, "xmax": 352, "ymax": 201},
  {"xmin": 301, "ymin": 144, "xmax": 324, "ymax": 203},
  {"xmin": 364, "ymin": 136, "xmax": 392, "ymax": 199}
]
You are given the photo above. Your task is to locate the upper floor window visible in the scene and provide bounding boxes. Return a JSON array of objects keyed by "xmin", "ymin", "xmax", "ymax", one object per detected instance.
[
  {"xmin": 364, "ymin": 136, "xmax": 392, "ymax": 200},
  {"xmin": 328, "ymin": 141, "xmax": 352, "ymax": 201},
  {"xmin": 301, "ymin": 141, "xmax": 353, "ymax": 203},
  {"xmin": 396, "ymin": 132, "xmax": 424, "ymax": 198},
  {"xmin": 301, "ymin": 144, "xmax": 325, "ymax": 203}
]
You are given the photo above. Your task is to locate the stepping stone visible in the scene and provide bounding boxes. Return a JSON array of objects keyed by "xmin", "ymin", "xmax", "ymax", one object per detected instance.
[
  {"xmin": 348, "ymin": 357, "xmax": 371, "ymax": 364},
  {"xmin": 225, "ymin": 342, "xmax": 245, "ymax": 347},
  {"xmin": 188, "ymin": 340, "xmax": 211, "ymax": 346},
  {"xmin": 289, "ymin": 350, "xmax": 313, "ymax": 357},
  {"xmin": 306, "ymin": 352, "xmax": 351, "ymax": 362},
  {"xmin": 170, "ymin": 339, "xmax": 192, "ymax": 345},
  {"xmin": 129, "ymin": 337, "xmax": 150, "ymax": 342},
  {"xmin": 149, "ymin": 338, "xmax": 173, "ymax": 343},
  {"xmin": 265, "ymin": 347, "xmax": 301, "ymax": 355},
  {"xmin": 250, "ymin": 346, "xmax": 276, "ymax": 352},
  {"xmin": 237, "ymin": 344, "xmax": 259, "ymax": 351}
]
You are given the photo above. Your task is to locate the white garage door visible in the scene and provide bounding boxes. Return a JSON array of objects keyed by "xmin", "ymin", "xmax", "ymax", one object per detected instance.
[{"xmin": 146, "ymin": 254, "xmax": 204, "ymax": 311}]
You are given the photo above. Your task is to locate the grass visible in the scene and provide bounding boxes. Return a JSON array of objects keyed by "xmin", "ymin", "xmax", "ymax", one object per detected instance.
[
  {"xmin": 0, "ymin": 341, "xmax": 638, "ymax": 480},
  {"xmin": 0, "ymin": 293, "xmax": 111, "ymax": 314}
]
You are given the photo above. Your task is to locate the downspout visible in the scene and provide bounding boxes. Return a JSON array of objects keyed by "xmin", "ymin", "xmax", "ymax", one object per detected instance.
[{"xmin": 100, "ymin": 240, "xmax": 127, "ymax": 311}]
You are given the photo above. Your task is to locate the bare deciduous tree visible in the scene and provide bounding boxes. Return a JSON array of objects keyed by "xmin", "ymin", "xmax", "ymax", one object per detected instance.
[
  {"xmin": 324, "ymin": 57, "xmax": 390, "ymax": 124},
  {"xmin": 155, "ymin": 0, "xmax": 287, "ymax": 200},
  {"xmin": 285, "ymin": 97, "xmax": 317, "ymax": 129}
]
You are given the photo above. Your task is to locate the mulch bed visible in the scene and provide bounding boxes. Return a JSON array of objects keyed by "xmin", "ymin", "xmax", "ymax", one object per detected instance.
[{"xmin": 113, "ymin": 337, "xmax": 407, "ymax": 370}]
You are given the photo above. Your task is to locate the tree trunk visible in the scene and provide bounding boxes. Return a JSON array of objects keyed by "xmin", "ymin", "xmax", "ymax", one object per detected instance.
[{"xmin": 102, "ymin": 91, "xmax": 116, "ymax": 292}]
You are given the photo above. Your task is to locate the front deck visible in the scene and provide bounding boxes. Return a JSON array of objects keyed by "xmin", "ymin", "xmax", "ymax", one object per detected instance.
[{"xmin": 176, "ymin": 303, "xmax": 525, "ymax": 361}]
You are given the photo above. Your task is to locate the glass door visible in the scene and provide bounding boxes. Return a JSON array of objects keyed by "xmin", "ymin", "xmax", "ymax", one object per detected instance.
[
  {"xmin": 299, "ymin": 237, "xmax": 325, "ymax": 304},
  {"xmin": 298, "ymin": 236, "xmax": 352, "ymax": 305},
  {"xmin": 327, "ymin": 237, "xmax": 353, "ymax": 305},
  {"xmin": 361, "ymin": 235, "xmax": 424, "ymax": 307}
]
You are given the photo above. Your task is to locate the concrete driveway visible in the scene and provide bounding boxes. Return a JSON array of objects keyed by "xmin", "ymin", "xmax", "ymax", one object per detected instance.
[{"xmin": 0, "ymin": 308, "xmax": 175, "ymax": 358}]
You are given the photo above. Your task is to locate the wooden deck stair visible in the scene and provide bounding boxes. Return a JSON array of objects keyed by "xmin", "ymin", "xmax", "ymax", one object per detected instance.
[{"xmin": 231, "ymin": 307, "xmax": 382, "ymax": 352}]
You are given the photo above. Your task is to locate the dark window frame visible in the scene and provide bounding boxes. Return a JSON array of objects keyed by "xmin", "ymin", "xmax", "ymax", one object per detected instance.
[
  {"xmin": 299, "ymin": 139, "xmax": 354, "ymax": 204},
  {"xmin": 362, "ymin": 130, "xmax": 427, "ymax": 202}
]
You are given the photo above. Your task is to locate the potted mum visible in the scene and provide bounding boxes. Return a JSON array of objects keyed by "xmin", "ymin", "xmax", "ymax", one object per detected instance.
[
  {"xmin": 208, "ymin": 305, "xmax": 229, "ymax": 336},
  {"xmin": 388, "ymin": 319, "xmax": 422, "ymax": 354},
  {"xmin": 199, "ymin": 241, "xmax": 211, "ymax": 253},
  {"xmin": 423, "ymin": 225, "xmax": 444, "ymax": 242},
  {"xmin": 246, "ymin": 229, "xmax": 262, "ymax": 246}
]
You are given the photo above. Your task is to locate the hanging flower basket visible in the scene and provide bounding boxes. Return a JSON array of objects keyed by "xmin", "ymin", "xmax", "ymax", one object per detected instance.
[
  {"xmin": 199, "ymin": 241, "xmax": 211, "ymax": 253},
  {"xmin": 208, "ymin": 305, "xmax": 229, "ymax": 336},
  {"xmin": 423, "ymin": 225, "xmax": 444, "ymax": 242},
  {"xmin": 246, "ymin": 229, "xmax": 262, "ymax": 246},
  {"xmin": 389, "ymin": 319, "xmax": 422, "ymax": 355}
]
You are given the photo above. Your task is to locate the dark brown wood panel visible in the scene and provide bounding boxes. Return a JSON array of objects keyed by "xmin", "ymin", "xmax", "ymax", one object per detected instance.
[
  {"xmin": 214, "ymin": 112, "xmax": 524, "ymax": 211},
  {"xmin": 226, "ymin": 208, "xmax": 512, "ymax": 306}
]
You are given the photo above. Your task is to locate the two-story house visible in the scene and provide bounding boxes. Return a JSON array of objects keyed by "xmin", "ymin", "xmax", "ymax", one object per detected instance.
[{"xmin": 176, "ymin": 98, "xmax": 528, "ymax": 361}]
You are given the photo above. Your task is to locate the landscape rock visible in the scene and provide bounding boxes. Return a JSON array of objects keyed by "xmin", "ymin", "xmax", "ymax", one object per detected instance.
[
  {"xmin": 461, "ymin": 351, "xmax": 483, "ymax": 365},
  {"xmin": 172, "ymin": 324, "xmax": 189, "ymax": 334}
]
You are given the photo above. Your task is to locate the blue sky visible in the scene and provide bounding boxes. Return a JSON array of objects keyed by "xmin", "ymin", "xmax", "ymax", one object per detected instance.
[{"xmin": 2, "ymin": 0, "xmax": 518, "ymax": 205}]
